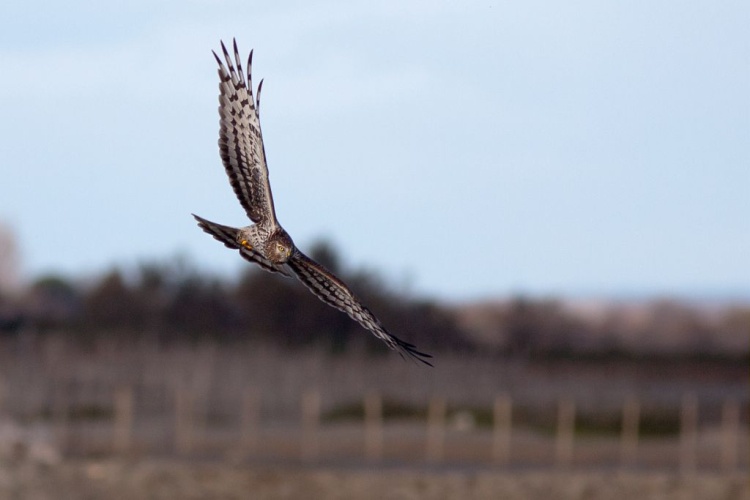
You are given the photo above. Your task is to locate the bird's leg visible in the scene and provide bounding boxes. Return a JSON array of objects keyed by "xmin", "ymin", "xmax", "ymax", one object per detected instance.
[{"xmin": 241, "ymin": 240, "xmax": 253, "ymax": 250}]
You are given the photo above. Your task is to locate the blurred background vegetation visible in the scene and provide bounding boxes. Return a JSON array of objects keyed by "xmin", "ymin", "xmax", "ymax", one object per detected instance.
[
  {"xmin": 0, "ymin": 219, "xmax": 746, "ymax": 478},
  {"xmin": 3, "ymin": 235, "xmax": 746, "ymax": 362}
]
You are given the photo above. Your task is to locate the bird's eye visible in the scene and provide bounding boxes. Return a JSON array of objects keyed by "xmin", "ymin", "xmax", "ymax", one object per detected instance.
[{"xmin": 277, "ymin": 244, "xmax": 285, "ymax": 253}]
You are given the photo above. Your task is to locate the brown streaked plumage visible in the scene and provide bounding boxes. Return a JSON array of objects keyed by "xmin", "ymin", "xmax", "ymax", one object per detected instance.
[{"xmin": 192, "ymin": 40, "xmax": 431, "ymax": 366}]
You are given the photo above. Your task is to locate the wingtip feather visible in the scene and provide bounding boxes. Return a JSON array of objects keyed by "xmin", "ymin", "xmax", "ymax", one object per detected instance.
[
  {"xmin": 232, "ymin": 39, "xmax": 245, "ymax": 87},
  {"xmin": 256, "ymin": 78, "xmax": 264, "ymax": 112},
  {"xmin": 399, "ymin": 342, "xmax": 433, "ymax": 367}
]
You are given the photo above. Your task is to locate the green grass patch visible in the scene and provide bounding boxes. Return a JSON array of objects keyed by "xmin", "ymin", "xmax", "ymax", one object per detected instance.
[
  {"xmin": 324, "ymin": 400, "xmax": 681, "ymax": 437},
  {"xmin": 324, "ymin": 399, "xmax": 427, "ymax": 422}
]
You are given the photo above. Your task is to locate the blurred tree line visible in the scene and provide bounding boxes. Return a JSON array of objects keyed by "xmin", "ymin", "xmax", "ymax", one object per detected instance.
[
  {"xmin": 8, "ymin": 241, "xmax": 471, "ymax": 356},
  {"xmin": 0, "ymin": 239, "xmax": 747, "ymax": 359},
  {"xmin": 456, "ymin": 297, "xmax": 749, "ymax": 360}
]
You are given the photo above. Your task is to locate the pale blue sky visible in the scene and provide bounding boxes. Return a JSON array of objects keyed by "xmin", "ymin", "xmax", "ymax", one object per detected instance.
[{"xmin": 1, "ymin": 1, "xmax": 748, "ymax": 300}]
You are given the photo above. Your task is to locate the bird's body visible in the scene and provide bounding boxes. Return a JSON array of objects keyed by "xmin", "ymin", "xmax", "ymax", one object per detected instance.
[{"xmin": 193, "ymin": 40, "xmax": 431, "ymax": 366}]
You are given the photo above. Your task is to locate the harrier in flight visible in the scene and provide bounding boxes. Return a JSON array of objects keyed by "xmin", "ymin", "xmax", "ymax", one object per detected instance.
[{"xmin": 193, "ymin": 40, "xmax": 431, "ymax": 365}]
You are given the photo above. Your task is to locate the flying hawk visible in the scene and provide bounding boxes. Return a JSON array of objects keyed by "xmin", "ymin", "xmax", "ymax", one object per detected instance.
[{"xmin": 193, "ymin": 40, "xmax": 432, "ymax": 366}]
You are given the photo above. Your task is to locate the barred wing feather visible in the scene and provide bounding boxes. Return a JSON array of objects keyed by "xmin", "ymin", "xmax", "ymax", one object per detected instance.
[
  {"xmin": 214, "ymin": 39, "xmax": 277, "ymax": 225},
  {"xmin": 288, "ymin": 250, "xmax": 432, "ymax": 365}
]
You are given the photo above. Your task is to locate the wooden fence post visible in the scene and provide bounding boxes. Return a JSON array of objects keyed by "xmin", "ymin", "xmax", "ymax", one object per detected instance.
[
  {"xmin": 555, "ymin": 398, "xmax": 575, "ymax": 469},
  {"xmin": 240, "ymin": 387, "xmax": 261, "ymax": 454},
  {"xmin": 54, "ymin": 381, "xmax": 70, "ymax": 454},
  {"xmin": 679, "ymin": 393, "xmax": 698, "ymax": 475},
  {"xmin": 301, "ymin": 389, "xmax": 321, "ymax": 461},
  {"xmin": 175, "ymin": 387, "xmax": 194, "ymax": 454},
  {"xmin": 426, "ymin": 396, "xmax": 446, "ymax": 462},
  {"xmin": 721, "ymin": 399, "xmax": 739, "ymax": 473},
  {"xmin": 113, "ymin": 385, "xmax": 134, "ymax": 454},
  {"xmin": 0, "ymin": 376, "xmax": 6, "ymax": 416},
  {"xmin": 492, "ymin": 394, "xmax": 512, "ymax": 465},
  {"xmin": 364, "ymin": 392, "xmax": 383, "ymax": 460},
  {"xmin": 620, "ymin": 395, "xmax": 640, "ymax": 468}
]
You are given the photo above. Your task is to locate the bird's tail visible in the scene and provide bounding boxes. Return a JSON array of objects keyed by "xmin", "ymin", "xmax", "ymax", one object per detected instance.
[
  {"xmin": 192, "ymin": 214, "xmax": 241, "ymax": 249},
  {"xmin": 193, "ymin": 213, "xmax": 292, "ymax": 277}
]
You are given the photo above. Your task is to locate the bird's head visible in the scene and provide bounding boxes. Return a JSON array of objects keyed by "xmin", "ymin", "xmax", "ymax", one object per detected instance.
[{"xmin": 266, "ymin": 229, "xmax": 294, "ymax": 264}]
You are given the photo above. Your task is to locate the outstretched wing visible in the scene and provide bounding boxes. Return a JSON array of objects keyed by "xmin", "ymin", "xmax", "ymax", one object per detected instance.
[
  {"xmin": 214, "ymin": 39, "xmax": 277, "ymax": 225},
  {"xmin": 288, "ymin": 250, "xmax": 432, "ymax": 366},
  {"xmin": 192, "ymin": 214, "xmax": 291, "ymax": 277}
]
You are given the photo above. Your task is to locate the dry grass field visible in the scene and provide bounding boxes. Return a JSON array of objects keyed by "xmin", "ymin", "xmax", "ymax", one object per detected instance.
[
  {"xmin": 0, "ymin": 459, "xmax": 747, "ymax": 500},
  {"xmin": 0, "ymin": 334, "xmax": 746, "ymax": 498}
]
